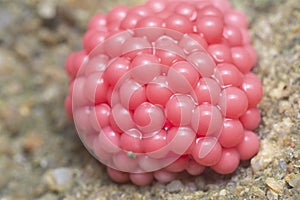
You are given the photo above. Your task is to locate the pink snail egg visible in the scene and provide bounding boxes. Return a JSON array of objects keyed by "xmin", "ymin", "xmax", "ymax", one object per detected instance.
[
  {"xmin": 133, "ymin": 102, "xmax": 165, "ymax": 133},
  {"xmin": 65, "ymin": 0, "xmax": 263, "ymax": 185},
  {"xmin": 145, "ymin": 76, "xmax": 173, "ymax": 106},
  {"xmin": 165, "ymin": 94, "xmax": 195, "ymax": 126}
]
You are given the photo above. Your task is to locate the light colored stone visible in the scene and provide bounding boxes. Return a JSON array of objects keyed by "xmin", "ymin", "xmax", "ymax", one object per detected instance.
[
  {"xmin": 285, "ymin": 173, "xmax": 300, "ymax": 191},
  {"xmin": 166, "ymin": 180, "xmax": 183, "ymax": 193},
  {"xmin": 38, "ymin": 1, "xmax": 57, "ymax": 19},
  {"xmin": 43, "ymin": 167, "xmax": 76, "ymax": 192},
  {"xmin": 251, "ymin": 140, "xmax": 277, "ymax": 172},
  {"xmin": 219, "ymin": 189, "xmax": 227, "ymax": 196},
  {"xmin": 265, "ymin": 178, "xmax": 284, "ymax": 194}
]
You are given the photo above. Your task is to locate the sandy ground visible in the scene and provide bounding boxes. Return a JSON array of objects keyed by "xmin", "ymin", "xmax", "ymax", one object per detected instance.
[{"xmin": 0, "ymin": 0, "xmax": 299, "ymax": 199}]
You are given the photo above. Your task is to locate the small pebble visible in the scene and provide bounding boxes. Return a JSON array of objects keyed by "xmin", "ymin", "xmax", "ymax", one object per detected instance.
[
  {"xmin": 265, "ymin": 177, "xmax": 284, "ymax": 194},
  {"xmin": 251, "ymin": 186, "xmax": 266, "ymax": 198},
  {"xmin": 38, "ymin": 1, "xmax": 57, "ymax": 20},
  {"xmin": 269, "ymin": 81, "xmax": 289, "ymax": 99},
  {"xmin": 266, "ymin": 189, "xmax": 279, "ymax": 200},
  {"xmin": 166, "ymin": 180, "xmax": 184, "ymax": 193},
  {"xmin": 251, "ymin": 140, "xmax": 277, "ymax": 172},
  {"xmin": 278, "ymin": 159, "xmax": 287, "ymax": 171},
  {"xmin": 285, "ymin": 173, "xmax": 300, "ymax": 191},
  {"xmin": 22, "ymin": 132, "xmax": 43, "ymax": 152},
  {"xmin": 43, "ymin": 167, "xmax": 76, "ymax": 192},
  {"xmin": 185, "ymin": 182, "xmax": 197, "ymax": 192},
  {"xmin": 195, "ymin": 176, "xmax": 206, "ymax": 191},
  {"xmin": 219, "ymin": 189, "xmax": 227, "ymax": 196}
]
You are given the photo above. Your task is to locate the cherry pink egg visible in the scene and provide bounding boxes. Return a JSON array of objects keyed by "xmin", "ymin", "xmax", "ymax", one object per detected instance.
[
  {"xmin": 93, "ymin": 138, "xmax": 112, "ymax": 162},
  {"xmin": 194, "ymin": 77, "xmax": 221, "ymax": 105},
  {"xmin": 72, "ymin": 77, "xmax": 91, "ymax": 107},
  {"xmin": 211, "ymin": 148, "xmax": 240, "ymax": 174},
  {"xmin": 107, "ymin": 167, "xmax": 130, "ymax": 183},
  {"xmin": 167, "ymin": 127, "xmax": 196, "ymax": 155},
  {"xmin": 187, "ymin": 51, "xmax": 216, "ymax": 77},
  {"xmin": 156, "ymin": 50, "xmax": 184, "ymax": 67},
  {"xmin": 109, "ymin": 113, "xmax": 123, "ymax": 133},
  {"xmin": 104, "ymin": 57, "xmax": 130, "ymax": 86},
  {"xmin": 223, "ymin": 25, "xmax": 243, "ymax": 46},
  {"xmin": 192, "ymin": 0, "xmax": 211, "ymax": 10},
  {"xmin": 130, "ymin": 63, "xmax": 161, "ymax": 84},
  {"xmin": 89, "ymin": 104, "xmax": 111, "ymax": 131},
  {"xmin": 198, "ymin": 5, "xmax": 223, "ymax": 18},
  {"xmin": 240, "ymin": 107, "xmax": 261, "ymax": 130},
  {"xmin": 98, "ymin": 126, "xmax": 120, "ymax": 154},
  {"xmin": 215, "ymin": 63, "xmax": 243, "ymax": 87},
  {"xmin": 137, "ymin": 16, "xmax": 164, "ymax": 28},
  {"xmin": 167, "ymin": 61, "xmax": 200, "ymax": 93},
  {"xmin": 231, "ymin": 47, "xmax": 253, "ymax": 73},
  {"xmin": 73, "ymin": 107, "xmax": 94, "ymax": 135},
  {"xmin": 146, "ymin": 0, "xmax": 166, "ymax": 13},
  {"xmin": 88, "ymin": 14, "xmax": 107, "ymax": 31},
  {"xmin": 156, "ymin": 9, "xmax": 172, "ymax": 19},
  {"xmin": 82, "ymin": 30, "xmax": 107, "ymax": 53},
  {"xmin": 104, "ymin": 31, "xmax": 133, "ymax": 58},
  {"xmin": 225, "ymin": 10, "xmax": 248, "ymax": 28},
  {"xmin": 164, "ymin": 155, "xmax": 189, "ymax": 173},
  {"xmin": 218, "ymin": 119, "xmax": 244, "ymax": 148},
  {"xmin": 82, "ymin": 132, "xmax": 98, "ymax": 150},
  {"xmin": 65, "ymin": 51, "xmax": 87, "ymax": 79},
  {"xmin": 135, "ymin": 18, "xmax": 165, "ymax": 42},
  {"xmin": 130, "ymin": 5, "xmax": 153, "ymax": 17},
  {"xmin": 192, "ymin": 137, "xmax": 222, "ymax": 166},
  {"xmin": 84, "ymin": 55, "xmax": 109, "ymax": 76},
  {"xmin": 131, "ymin": 54, "xmax": 161, "ymax": 84},
  {"xmin": 146, "ymin": 76, "xmax": 173, "ymax": 106},
  {"xmin": 241, "ymin": 72, "xmax": 263, "ymax": 107},
  {"xmin": 155, "ymin": 35, "xmax": 184, "ymax": 56},
  {"xmin": 142, "ymin": 130, "xmax": 167, "ymax": 153},
  {"xmin": 196, "ymin": 16, "xmax": 224, "ymax": 44},
  {"xmin": 174, "ymin": 3, "xmax": 197, "ymax": 20},
  {"xmin": 181, "ymin": 33, "xmax": 208, "ymax": 52},
  {"xmin": 133, "ymin": 102, "xmax": 165, "ymax": 133},
  {"xmin": 186, "ymin": 159, "xmax": 206, "ymax": 176},
  {"xmin": 84, "ymin": 72, "xmax": 109, "ymax": 105},
  {"xmin": 120, "ymin": 13, "xmax": 142, "ymax": 29},
  {"xmin": 107, "ymin": 21, "xmax": 121, "ymax": 32},
  {"xmin": 129, "ymin": 172, "xmax": 154, "ymax": 186},
  {"xmin": 210, "ymin": 0, "xmax": 232, "ymax": 14},
  {"xmin": 138, "ymin": 155, "xmax": 164, "ymax": 172},
  {"xmin": 113, "ymin": 151, "xmax": 139, "ymax": 172},
  {"xmin": 131, "ymin": 53, "xmax": 159, "ymax": 67},
  {"xmin": 237, "ymin": 130, "xmax": 260, "ymax": 160},
  {"xmin": 208, "ymin": 43, "xmax": 232, "ymax": 63},
  {"xmin": 111, "ymin": 104, "xmax": 135, "ymax": 132},
  {"xmin": 121, "ymin": 37, "xmax": 152, "ymax": 58},
  {"xmin": 218, "ymin": 87, "xmax": 248, "ymax": 118},
  {"xmin": 165, "ymin": 94, "xmax": 195, "ymax": 126},
  {"xmin": 165, "ymin": 14, "xmax": 193, "ymax": 33},
  {"xmin": 154, "ymin": 170, "xmax": 177, "ymax": 183},
  {"xmin": 119, "ymin": 79, "xmax": 146, "ymax": 110},
  {"xmin": 107, "ymin": 6, "xmax": 128, "ymax": 24},
  {"xmin": 191, "ymin": 104, "xmax": 223, "ymax": 136},
  {"xmin": 120, "ymin": 128, "xmax": 143, "ymax": 153}
]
